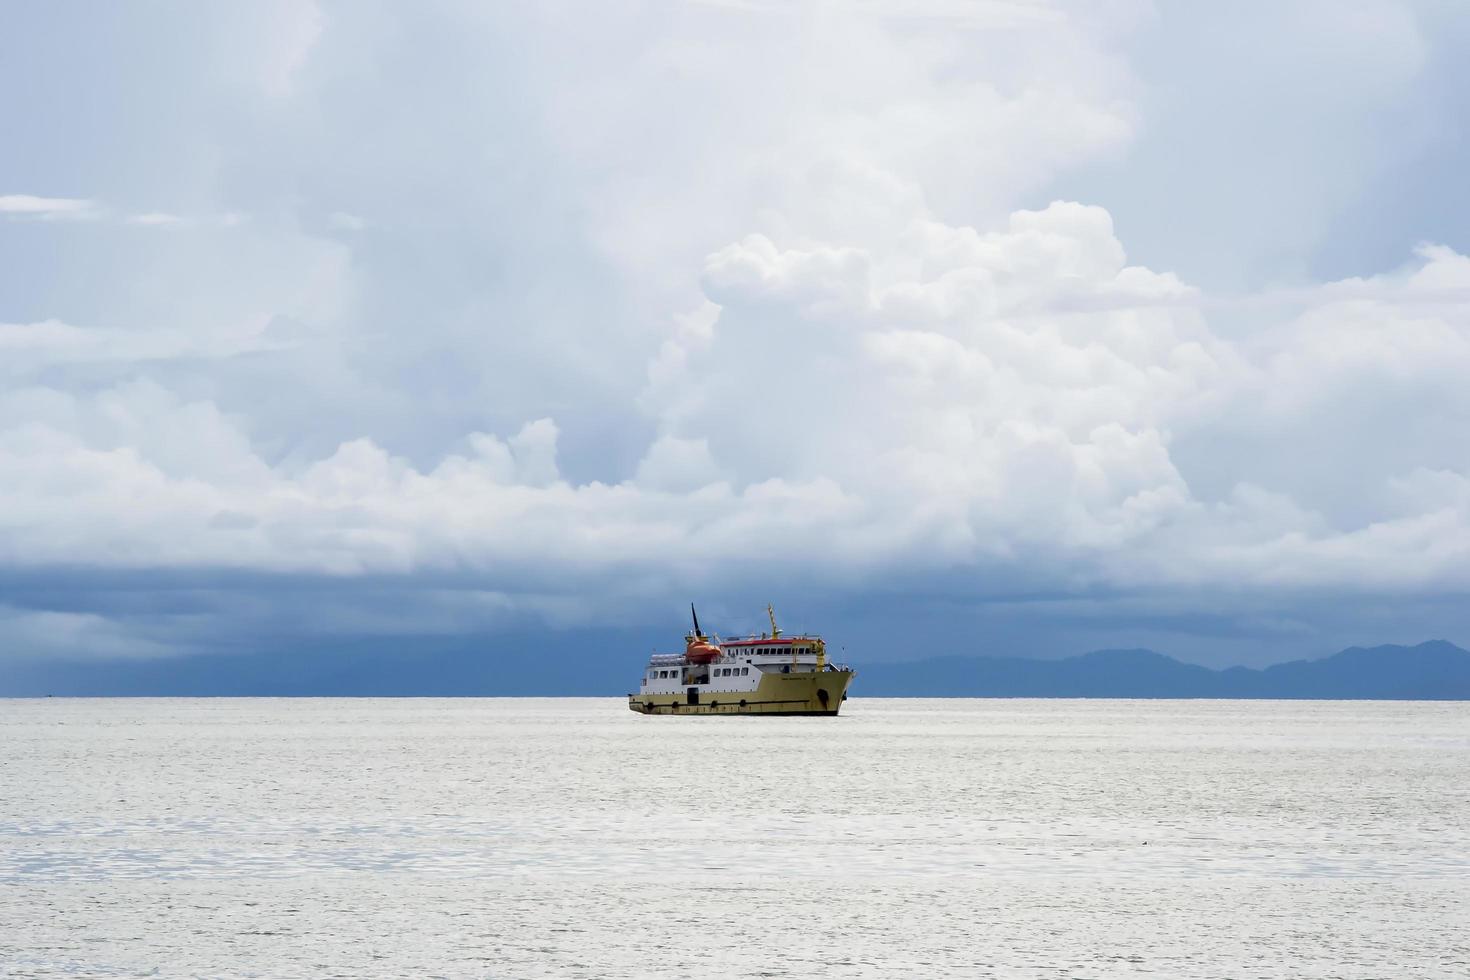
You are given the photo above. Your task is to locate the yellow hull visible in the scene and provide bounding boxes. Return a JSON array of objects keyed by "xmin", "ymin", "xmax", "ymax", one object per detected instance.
[{"xmin": 628, "ymin": 669, "xmax": 854, "ymax": 716}]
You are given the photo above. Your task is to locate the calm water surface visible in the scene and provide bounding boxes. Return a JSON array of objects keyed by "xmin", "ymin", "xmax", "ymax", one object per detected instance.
[{"xmin": 2, "ymin": 698, "xmax": 1468, "ymax": 978}]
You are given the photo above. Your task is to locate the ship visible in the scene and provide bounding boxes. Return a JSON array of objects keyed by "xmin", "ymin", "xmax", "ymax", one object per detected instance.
[{"xmin": 627, "ymin": 605, "xmax": 855, "ymax": 716}]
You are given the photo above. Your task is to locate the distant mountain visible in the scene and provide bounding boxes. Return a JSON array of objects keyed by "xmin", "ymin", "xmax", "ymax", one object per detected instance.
[
  {"xmin": 858, "ymin": 640, "xmax": 1470, "ymax": 699},
  {"xmin": 5, "ymin": 637, "xmax": 1469, "ymax": 699}
]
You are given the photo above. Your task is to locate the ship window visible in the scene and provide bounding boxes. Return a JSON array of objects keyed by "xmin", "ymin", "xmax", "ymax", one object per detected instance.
[{"xmin": 742, "ymin": 667, "xmax": 749, "ymax": 675}]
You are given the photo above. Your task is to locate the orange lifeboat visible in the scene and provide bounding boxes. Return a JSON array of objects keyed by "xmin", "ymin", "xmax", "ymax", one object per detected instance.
[
  {"xmin": 685, "ymin": 636, "xmax": 721, "ymax": 664},
  {"xmin": 683, "ymin": 603, "xmax": 721, "ymax": 664}
]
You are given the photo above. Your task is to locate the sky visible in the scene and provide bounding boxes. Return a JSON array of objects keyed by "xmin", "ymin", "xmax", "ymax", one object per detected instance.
[{"xmin": 4, "ymin": 0, "xmax": 1470, "ymax": 683}]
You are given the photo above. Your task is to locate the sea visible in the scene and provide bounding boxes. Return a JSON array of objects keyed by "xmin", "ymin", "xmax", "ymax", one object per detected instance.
[{"xmin": 2, "ymin": 698, "xmax": 1467, "ymax": 979}]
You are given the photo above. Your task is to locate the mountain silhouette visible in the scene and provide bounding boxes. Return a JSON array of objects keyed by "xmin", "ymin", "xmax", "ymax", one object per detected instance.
[
  {"xmin": 5, "ymin": 637, "xmax": 1469, "ymax": 699},
  {"xmin": 858, "ymin": 640, "xmax": 1470, "ymax": 699}
]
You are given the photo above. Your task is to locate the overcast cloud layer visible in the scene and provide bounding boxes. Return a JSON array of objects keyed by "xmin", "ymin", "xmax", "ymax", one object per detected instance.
[{"xmin": 4, "ymin": 1, "xmax": 1470, "ymax": 669}]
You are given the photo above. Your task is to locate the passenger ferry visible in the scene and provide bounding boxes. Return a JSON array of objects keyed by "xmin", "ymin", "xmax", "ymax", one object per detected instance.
[{"xmin": 628, "ymin": 606, "xmax": 855, "ymax": 716}]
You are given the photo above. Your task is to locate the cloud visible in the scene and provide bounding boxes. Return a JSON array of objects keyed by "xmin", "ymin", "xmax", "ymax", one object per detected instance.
[
  {"xmin": 3, "ymin": 1, "xmax": 1470, "ymax": 664},
  {"xmin": 2, "ymin": 203, "xmax": 1467, "ymax": 608},
  {"xmin": 634, "ymin": 437, "xmax": 723, "ymax": 493},
  {"xmin": 327, "ymin": 211, "xmax": 366, "ymax": 231},
  {"xmin": 0, "ymin": 194, "xmax": 97, "ymax": 218},
  {"xmin": 0, "ymin": 317, "xmax": 300, "ymax": 378},
  {"xmin": 257, "ymin": 1, "xmax": 325, "ymax": 97},
  {"xmin": 0, "ymin": 607, "xmax": 181, "ymax": 660},
  {"xmin": 3, "ymin": 196, "xmax": 249, "ymax": 231},
  {"xmin": 126, "ymin": 212, "xmax": 187, "ymax": 226}
]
